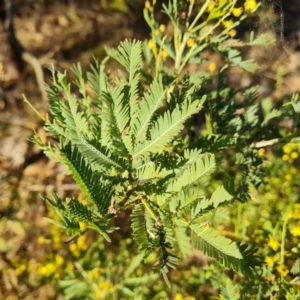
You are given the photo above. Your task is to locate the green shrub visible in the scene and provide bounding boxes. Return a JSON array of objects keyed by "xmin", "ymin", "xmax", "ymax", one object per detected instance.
[{"xmin": 26, "ymin": 0, "xmax": 300, "ymax": 296}]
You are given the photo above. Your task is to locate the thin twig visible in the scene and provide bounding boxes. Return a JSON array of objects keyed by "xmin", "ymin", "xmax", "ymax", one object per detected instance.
[{"xmin": 251, "ymin": 134, "xmax": 298, "ymax": 148}]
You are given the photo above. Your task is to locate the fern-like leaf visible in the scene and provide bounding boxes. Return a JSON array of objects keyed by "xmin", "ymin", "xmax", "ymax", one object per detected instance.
[
  {"xmin": 130, "ymin": 77, "xmax": 166, "ymax": 143},
  {"xmin": 60, "ymin": 143, "xmax": 113, "ymax": 215},
  {"xmin": 218, "ymin": 279, "xmax": 241, "ymax": 300},
  {"xmin": 210, "ymin": 184, "xmax": 235, "ymax": 208},
  {"xmin": 106, "ymin": 39, "xmax": 142, "ymax": 117},
  {"xmin": 173, "ymin": 220, "xmax": 192, "ymax": 258},
  {"xmin": 291, "ymin": 259, "xmax": 300, "ymax": 275},
  {"xmin": 68, "ymin": 198, "xmax": 93, "ymax": 223},
  {"xmin": 42, "ymin": 193, "xmax": 81, "ymax": 236},
  {"xmin": 86, "ymin": 58, "xmax": 108, "ymax": 101},
  {"xmin": 76, "ymin": 138, "xmax": 127, "ymax": 172},
  {"xmin": 58, "ymin": 211, "xmax": 81, "ymax": 236},
  {"xmin": 132, "ymin": 96, "xmax": 206, "ymax": 159},
  {"xmin": 166, "ymin": 153, "xmax": 215, "ymax": 193},
  {"xmin": 190, "ymin": 224, "xmax": 257, "ymax": 275},
  {"xmin": 133, "ymin": 160, "xmax": 171, "ymax": 186},
  {"xmin": 150, "ymin": 224, "xmax": 179, "ymax": 288},
  {"xmin": 111, "ymin": 85, "xmax": 130, "ymax": 137},
  {"xmin": 131, "ymin": 203, "xmax": 149, "ymax": 251}
]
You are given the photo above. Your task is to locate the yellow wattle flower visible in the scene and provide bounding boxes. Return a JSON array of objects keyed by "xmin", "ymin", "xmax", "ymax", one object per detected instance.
[
  {"xmin": 145, "ymin": 1, "xmax": 151, "ymax": 9},
  {"xmin": 276, "ymin": 264, "xmax": 289, "ymax": 277},
  {"xmin": 161, "ymin": 49, "xmax": 169, "ymax": 59},
  {"xmin": 223, "ymin": 19, "xmax": 234, "ymax": 28},
  {"xmin": 208, "ymin": 0, "xmax": 215, "ymax": 12},
  {"xmin": 268, "ymin": 238, "xmax": 280, "ymax": 251},
  {"xmin": 79, "ymin": 222, "xmax": 87, "ymax": 231},
  {"xmin": 228, "ymin": 29, "xmax": 237, "ymax": 38},
  {"xmin": 159, "ymin": 24, "xmax": 166, "ymax": 33},
  {"xmin": 283, "ymin": 144, "xmax": 292, "ymax": 154},
  {"xmin": 258, "ymin": 148, "xmax": 265, "ymax": 157},
  {"xmin": 282, "ymin": 154, "xmax": 289, "ymax": 161},
  {"xmin": 232, "ymin": 7, "xmax": 243, "ymax": 17},
  {"xmin": 187, "ymin": 38, "xmax": 195, "ymax": 48},
  {"xmin": 265, "ymin": 256, "xmax": 274, "ymax": 267},
  {"xmin": 291, "ymin": 151, "xmax": 299, "ymax": 159},
  {"xmin": 208, "ymin": 62, "xmax": 216, "ymax": 73},
  {"xmin": 244, "ymin": 0, "xmax": 257, "ymax": 12},
  {"xmin": 291, "ymin": 226, "xmax": 300, "ymax": 237},
  {"xmin": 148, "ymin": 39, "xmax": 155, "ymax": 50}
]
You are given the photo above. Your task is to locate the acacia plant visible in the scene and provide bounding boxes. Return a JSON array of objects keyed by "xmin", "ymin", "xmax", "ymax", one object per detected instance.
[{"xmin": 29, "ymin": 0, "xmax": 299, "ymax": 286}]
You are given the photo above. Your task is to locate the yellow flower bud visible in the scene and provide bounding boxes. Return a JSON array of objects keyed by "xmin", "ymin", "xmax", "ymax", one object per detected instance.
[
  {"xmin": 232, "ymin": 7, "xmax": 243, "ymax": 17},
  {"xmin": 265, "ymin": 256, "xmax": 274, "ymax": 267},
  {"xmin": 79, "ymin": 222, "xmax": 87, "ymax": 231},
  {"xmin": 223, "ymin": 19, "xmax": 234, "ymax": 28},
  {"xmin": 55, "ymin": 254, "xmax": 64, "ymax": 266},
  {"xmin": 208, "ymin": 62, "xmax": 216, "ymax": 72},
  {"xmin": 159, "ymin": 24, "xmax": 166, "ymax": 33},
  {"xmin": 187, "ymin": 38, "xmax": 195, "ymax": 47},
  {"xmin": 282, "ymin": 154, "xmax": 289, "ymax": 161},
  {"xmin": 208, "ymin": 1, "xmax": 215, "ymax": 12},
  {"xmin": 268, "ymin": 238, "xmax": 280, "ymax": 251},
  {"xmin": 276, "ymin": 264, "xmax": 289, "ymax": 277},
  {"xmin": 145, "ymin": 1, "xmax": 151, "ymax": 9},
  {"xmin": 291, "ymin": 226, "xmax": 300, "ymax": 237},
  {"xmin": 228, "ymin": 29, "xmax": 237, "ymax": 37},
  {"xmin": 38, "ymin": 236, "xmax": 46, "ymax": 244},
  {"xmin": 258, "ymin": 148, "xmax": 265, "ymax": 157},
  {"xmin": 148, "ymin": 39, "xmax": 155, "ymax": 50},
  {"xmin": 291, "ymin": 152, "xmax": 299, "ymax": 159},
  {"xmin": 244, "ymin": 0, "xmax": 257, "ymax": 12},
  {"xmin": 285, "ymin": 173, "xmax": 292, "ymax": 181},
  {"xmin": 283, "ymin": 144, "xmax": 292, "ymax": 154},
  {"xmin": 161, "ymin": 49, "xmax": 168, "ymax": 59}
]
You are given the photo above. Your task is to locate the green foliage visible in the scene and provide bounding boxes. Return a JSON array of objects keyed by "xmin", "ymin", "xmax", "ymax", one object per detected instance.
[
  {"xmin": 222, "ymin": 139, "xmax": 300, "ymax": 298},
  {"xmin": 58, "ymin": 237, "xmax": 161, "ymax": 300},
  {"xmin": 28, "ymin": 0, "xmax": 300, "ymax": 292},
  {"xmin": 218, "ymin": 279, "xmax": 240, "ymax": 300}
]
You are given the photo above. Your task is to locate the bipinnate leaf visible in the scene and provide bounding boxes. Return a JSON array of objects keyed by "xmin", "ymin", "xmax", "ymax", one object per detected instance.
[
  {"xmin": 173, "ymin": 220, "xmax": 192, "ymax": 258},
  {"xmin": 210, "ymin": 184, "xmax": 234, "ymax": 208},
  {"xmin": 133, "ymin": 160, "xmax": 171, "ymax": 185},
  {"xmin": 218, "ymin": 279, "xmax": 240, "ymax": 300},
  {"xmin": 68, "ymin": 198, "xmax": 93, "ymax": 223},
  {"xmin": 132, "ymin": 96, "xmax": 206, "ymax": 159},
  {"xmin": 60, "ymin": 143, "xmax": 113, "ymax": 215},
  {"xmin": 86, "ymin": 58, "xmax": 108, "ymax": 99},
  {"xmin": 106, "ymin": 39, "xmax": 142, "ymax": 117},
  {"xmin": 218, "ymin": 47, "xmax": 258, "ymax": 73},
  {"xmin": 190, "ymin": 224, "xmax": 257, "ymax": 276},
  {"xmin": 130, "ymin": 77, "xmax": 166, "ymax": 142},
  {"xmin": 167, "ymin": 153, "xmax": 215, "ymax": 193},
  {"xmin": 75, "ymin": 138, "xmax": 126, "ymax": 172},
  {"xmin": 43, "ymin": 217, "xmax": 65, "ymax": 228},
  {"xmin": 131, "ymin": 204, "xmax": 149, "ymax": 251},
  {"xmin": 247, "ymin": 33, "xmax": 274, "ymax": 46},
  {"xmin": 261, "ymin": 108, "xmax": 281, "ymax": 126},
  {"xmin": 291, "ymin": 259, "xmax": 300, "ymax": 275}
]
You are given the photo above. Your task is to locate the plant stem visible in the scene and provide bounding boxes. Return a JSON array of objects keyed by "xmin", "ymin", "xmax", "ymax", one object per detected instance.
[
  {"xmin": 251, "ymin": 133, "xmax": 299, "ymax": 148},
  {"xmin": 140, "ymin": 196, "xmax": 162, "ymax": 226},
  {"xmin": 280, "ymin": 212, "xmax": 290, "ymax": 264},
  {"xmin": 74, "ymin": 262, "xmax": 99, "ymax": 292},
  {"xmin": 23, "ymin": 95, "xmax": 46, "ymax": 121},
  {"xmin": 189, "ymin": 0, "xmax": 210, "ymax": 32}
]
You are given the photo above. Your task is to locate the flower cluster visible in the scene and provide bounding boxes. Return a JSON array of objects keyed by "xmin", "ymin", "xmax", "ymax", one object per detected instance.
[{"xmin": 282, "ymin": 142, "xmax": 299, "ymax": 163}]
